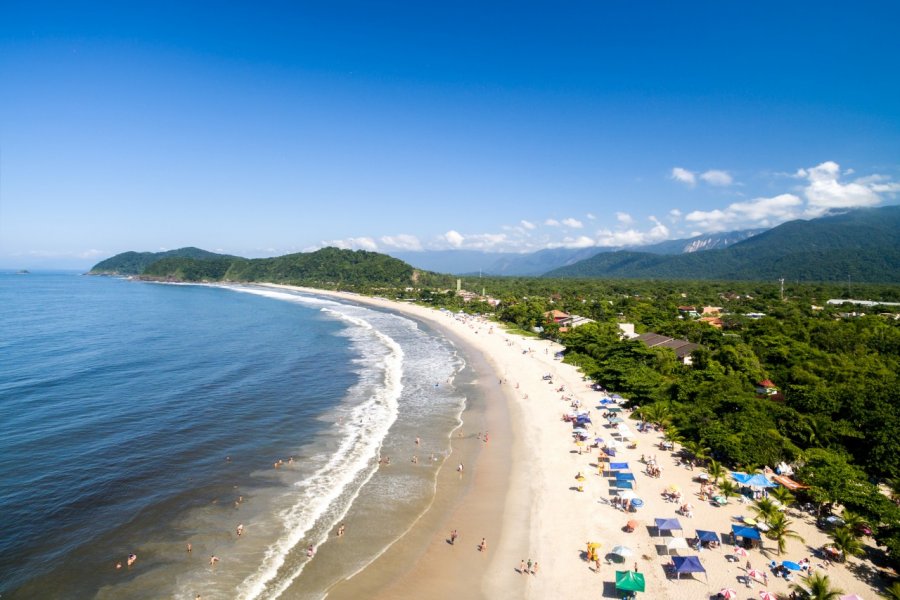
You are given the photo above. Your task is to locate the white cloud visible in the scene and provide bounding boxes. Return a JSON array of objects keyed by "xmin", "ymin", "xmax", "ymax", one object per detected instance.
[
  {"xmin": 668, "ymin": 209, "xmax": 682, "ymax": 222},
  {"xmin": 700, "ymin": 170, "xmax": 733, "ymax": 186},
  {"xmin": 547, "ymin": 235, "xmax": 597, "ymax": 249},
  {"xmin": 562, "ymin": 217, "xmax": 583, "ymax": 228},
  {"xmin": 799, "ymin": 161, "xmax": 888, "ymax": 214},
  {"xmin": 323, "ymin": 236, "xmax": 379, "ymax": 251},
  {"xmin": 671, "ymin": 167, "xmax": 696, "ymax": 186},
  {"xmin": 586, "ymin": 213, "xmax": 596, "ymax": 220},
  {"xmin": 379, "ymin": 234, "xmax": 422, "ymax": 251},
  {"xmin": 594, "ymin": 216, "xmax": 670, "ymax": 247},
  {"xmin": 443, "ymin": 230, "xmax": 465, "ymax": 248},
  {"xmin": 544, "ymin": 218, "xmax": 561, "ymax": 227},
  {"xmin": 685, "ymin": 193, "xmax": 803, "ymax": 231},
  {"xmin": 520, "ymin": 219, "xmax": 537, "ymax": 230},
  {"xmin": 616, "ymin": 212, "xmax": 634, "ymax": 225}
]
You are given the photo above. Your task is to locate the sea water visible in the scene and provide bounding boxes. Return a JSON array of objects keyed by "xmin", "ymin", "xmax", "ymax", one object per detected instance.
[{"xmin": 0, "ymin": 273, "xmax": 466, "ymax": 599}]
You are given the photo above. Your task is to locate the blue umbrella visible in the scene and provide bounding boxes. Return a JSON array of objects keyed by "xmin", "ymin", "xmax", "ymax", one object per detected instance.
[
  {"xmin": 630, "ymin": 498, "xmax": 644, "ymax": 508},
  {"xmin": 781, "ymin": 561, "xmax": 803, "ymax": 571}
]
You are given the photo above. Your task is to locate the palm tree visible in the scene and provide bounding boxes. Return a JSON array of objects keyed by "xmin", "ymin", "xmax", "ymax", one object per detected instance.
[
  {"xmin": 681, "ymin": 440, "xmax": 710, "ymax": 465},
  {"xmin": 706, "ymin": 459, "xmax": 724, "ymax": 485},
  {"xmin": 765, "ymin": 512, "xmax": 804, "ymax": 555},
  {"xmin": 884, "ymin": 581, "xmax": 900, "ymax": 600},
  {"xmin": 840, "ymin": 510, "xmax": 870, "ymax": 537},
  {"xmin": 791, "ymin": 572, "xmax": 842, "ymax": 600},
  {"xmin": 828, "ymin": 526, "xmax": 864, "ymax": 562},
  {"xmin": 769, "ymin": 485, "xmax": 796, "ymax": 508},
  {"xmin": 750, "ymin": 498, "xmax": 780, "ymax": 524},
  {"xmin": 641, "ymin": 402, "xmax": 671, "ymax": 427},
  {"xmin": 718, "ymin": 479, "xmax": 739, "ymax": 499}
]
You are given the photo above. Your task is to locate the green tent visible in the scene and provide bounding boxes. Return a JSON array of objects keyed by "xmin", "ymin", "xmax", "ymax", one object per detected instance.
[{"xmin": 615, "ymin": 570, "xmax": 646, "ymax": 593}]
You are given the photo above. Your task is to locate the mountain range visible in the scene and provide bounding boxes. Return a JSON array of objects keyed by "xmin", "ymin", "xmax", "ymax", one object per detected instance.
[
  {"xmin": 389, "ymin": 229, "xmax": 763, "ymax": 276},
  {"xmin": 546, "ymin": 205, "xmax": 900, "ymax": 282},
  {"xmin": 89, "ymin": 206, "xmax": 900, "ymax": 284}
]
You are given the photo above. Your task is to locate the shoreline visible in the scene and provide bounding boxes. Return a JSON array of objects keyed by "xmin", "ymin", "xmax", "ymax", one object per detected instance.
[{"xmin": 266, "ymin": 285, "xmax": 883, "ymax": 600}]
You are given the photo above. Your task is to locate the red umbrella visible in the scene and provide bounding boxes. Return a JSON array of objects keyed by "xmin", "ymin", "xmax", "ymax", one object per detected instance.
[
  {"xmin": 748, "ymin": 569, "xmax": 766, "ymax": 581},
  {"xmin": 759, "ymin": 591, "xmax": 778, "ymax": 600},
  {"xmin": 719, "ymin": 589, "xmax": 738, "ymax": 599},
  {"xmin": 732, "ymin": 546, "xmax": 748, "ymax": 557}
]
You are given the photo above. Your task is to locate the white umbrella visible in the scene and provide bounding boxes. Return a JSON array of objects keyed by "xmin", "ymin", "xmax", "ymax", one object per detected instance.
[
  {"xmin": 665, "ymin": 537, "xmax": 689, "ymax": 554},
  {"xmin": 606, "ymin": 439, "xmax": 623, "ymax": 450},
  {"xmin": 611, "ymin": 545, "xmax": 634, "ymax": 557},
  {"xmin": 618, "ymin": 490, "xmax": 638, "ymax": 500}
]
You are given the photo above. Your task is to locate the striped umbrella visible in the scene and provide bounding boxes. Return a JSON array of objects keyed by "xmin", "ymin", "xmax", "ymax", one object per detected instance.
[
  {"xmin": 719, "ymin": 589, "xmax": 738, "ymax": 600},
  {"xmin": 759, "ymin": 592, "xmax": 778, "ymax": 600}
]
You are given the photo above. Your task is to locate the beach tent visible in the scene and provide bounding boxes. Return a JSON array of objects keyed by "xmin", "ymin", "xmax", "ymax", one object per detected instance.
[
  {"xmin": 731, "ymin": 524, "xmax": 762, "ymax": 542},
  {"xmin": 615, "ymin": 570, "xmax": 645, "ymax": 593},
  {"xmin": 781, "ymin": 560, "xmax": 803, "ymax": 571},
  {"xmin": 616, "ymin": 480, "xmax": 634, "ymax": 490},
  {"xmin": 671, "ymin": 556, "xmax": 707, "ymax": 581},
  {"xmin": 655, "ymin": 518, "xmax": 683, "ymax": 536},
  {"xmin": 695, "ymin": 530, "xmax": 720, "ymax": 544},
  {"xmin": 576, "ymin": 415, "xmax": 593, "ymax": 424},
  {"xmin": 609, "ymin": 462, "xmax": 629, "ymax": 471},
  {"xmin": 731, "ymin": 472, "xmax": 776, "ymax": 488},
  {"xmin": 609, "ymin": 417, "xmax": 625, "ymax": 424},
  {"xmin": 665, "ymin": 537, "xmax": 690, "ymax": 554},
  {"xmin": 615, "ymin": 472, "xmax": 636, "ymax": 482},
  {"xmin": 607, "ymin": 406, "xmax": 623, "ymax": 413},
  {"xmin": 615, "ymin": 424, "xmax": 634, "ymax": 437}
]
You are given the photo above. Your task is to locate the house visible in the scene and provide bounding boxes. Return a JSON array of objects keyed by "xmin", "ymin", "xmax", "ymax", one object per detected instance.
[
  {"xmin": 544, "ymin": 310, "xmax": 571, "ymax": 324},
  {"xmin": 636, "ymin": 332, "xmax": 701, "ymax": 365},
  {"xmin": 701, "ymin": 306, "xmax": 723, "ymax": 316},
  {"xmin": 677, "ymin": 306, "xmax": 700, "ymax": 318},
  {"xmin": 618, "ymin": 323, "xmax": 639, "ymax": 339},
  {"xmin": 756, "ymin": 379, "xmax": 778, "ymax": 396},
  {"xmin": 698, "ymin": 316, "xmax": 723, "ymax": 329}
]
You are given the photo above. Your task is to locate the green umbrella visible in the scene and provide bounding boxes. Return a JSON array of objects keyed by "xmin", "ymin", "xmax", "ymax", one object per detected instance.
[{"xmin": 615, "ymin": 570, "xmax": 646, "ymax": 593}]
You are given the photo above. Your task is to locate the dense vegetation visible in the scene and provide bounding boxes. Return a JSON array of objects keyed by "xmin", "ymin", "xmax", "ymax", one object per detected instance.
[
  {"xmin": 546, "ymin": 206, "xmax": 900, "ymax": 282},
  {"xmin": 138, "ymin": 247, "xmax": 424, "ymax": 288},
  {"xmin": 89, "ymin": 247, "xmax": 237, "ymax": 275}
]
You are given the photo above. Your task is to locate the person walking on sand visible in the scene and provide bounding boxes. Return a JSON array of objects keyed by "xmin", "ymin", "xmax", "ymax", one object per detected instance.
[
  {"xmin": 532, "ymin": 561, "xmax": 539, "ymax": 576},
  {"xmin": 520, "ymin": 559, "xmax": 526, "ymax": 573},
  {"xmin": 236, "ymin": 523, "xmax": 243, "ymax": 536},
  {"xmin": 478, "ymin": 538, "xmax": 487, "ymax": 552},
  {"xmin": 527, "ymin": 558, "xmax": 533, "ymax": 574},
  {"xmin": 337, "ymin": 523, "xmax": 345, "ymax": 537},
  {"xmin": 209, "ymin": 555, "xmax": 219, "ymax": 566},
  {"xmin": 450, "ymin": 529, "xmax": 458, "ymax": 545}
]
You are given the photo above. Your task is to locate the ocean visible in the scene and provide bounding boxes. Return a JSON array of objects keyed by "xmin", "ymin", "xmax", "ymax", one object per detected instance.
[{"xmin": 0, "ymin": 272, "xmax": 467, "ymax": 599}]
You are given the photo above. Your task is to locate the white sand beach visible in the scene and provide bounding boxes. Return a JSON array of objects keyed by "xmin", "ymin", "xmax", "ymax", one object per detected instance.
[{"xmin": 268, "ymin": 285, "xmax": 882, "ymax": 600}]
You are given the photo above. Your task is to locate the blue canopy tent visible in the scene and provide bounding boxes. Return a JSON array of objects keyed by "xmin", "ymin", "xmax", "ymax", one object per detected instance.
[
  {"xmin": 671, "ymin": 556, "xmax": 707, "ymax": 582},
  {"xmin": 654, "ymin": 518, "xmax": 683, "ymax": 536},
  {"xmin": 616, "ymin": 472, "xmax": 637, "ymax": 489},
  {"xmin": 609, "ymin": 462, "xmax": 629, "ymax": 471},
  {"xmin": 731, "ymin": 472, "xmax": 776, "ymax": 488},
  {"xmin": 731, "ymin": 524, "xmax": 762, "ymax": 548},
  {"xmin": 695, "ymin": 530, "xmax": 720, "ymax": 544},
  {"xmin": 576, "ymin": 415, "xmax": 593, "ymax": 424},
  {"xmin": 607, "ymin": 406, "xmax": 623, "ymax": 413},
  {"xmin": 616, "ymin": 480, "xmax": 634, "ymax": 490}
]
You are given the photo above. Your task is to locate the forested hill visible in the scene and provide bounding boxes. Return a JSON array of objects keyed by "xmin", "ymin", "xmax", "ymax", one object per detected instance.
[
  {"xmin": 89, "ymin": 247, "xmax": 238, "ymax": 275},
  {"xmin": 91, "ymin": 247, "xmax": 424, "ymax": 288},
  {"xmin": 545, "ymin": 205, "xmax": 900, "ymax": 282}
]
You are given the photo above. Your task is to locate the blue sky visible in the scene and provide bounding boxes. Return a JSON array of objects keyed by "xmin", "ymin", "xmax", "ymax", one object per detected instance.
[{"xmin": 2, "ymin": 1, "xmax": 899, "ymax": 268}]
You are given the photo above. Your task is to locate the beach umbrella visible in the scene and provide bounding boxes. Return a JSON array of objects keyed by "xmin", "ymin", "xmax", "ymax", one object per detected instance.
[
  {"xmin": 839, "ymin": 595, "xmax": 864, "ymax": 600},
  {"xmin": 759, "ymin": 592, "xmax": 778, "ymax": 600},
  {"xmin": 619, "ymin": 490, "xmax": 638, "ymax": 500},
  {"xmin": 732, "ymin": 546, "xmax": 748, "ymax": 557},
  {"xmin": 666, "ymin": 484, "xmax": 681, "ymax": 493},
  {"xmin": 611, "ymin": 545, "xmax": 634, "ymax": 557},
  {"xmin": 572, "ymin": 427, "xmax": 587, "ymax": 433},
  {"xmin": 748, "ymin": 569, "xmax": 766, "ymax": 581},
  {"xmin": 594, "ymin": 437, "xmax": 604, "ymax": 444},
  {"xmin": 626, "ymin": 519, "xmax": 640, "ymax": 530},
  {"xmin": 609, "ymin": 417, "xmax": 625, "ymax": 423},
  {"xmin": 606, "ymin": 439, "xmax": 622, "ymax": 450},
  {"xmin": 665, "ymin": 537, "xmax": 689, "ymax": 554},
  {"xmin": 630, "ymin": 498, "xmax": 644, "ymax": 508},
  {"xmin": 782, "ymin": 560, "xmax": 803, "ymax": 571},
  {"xmin": 719, "ymin": 589, "xmax": 738, "ymax": 600},
  {"xmin": 712, "ymin": 495, "xmax": 727, "ymax": 505},
  {"xmin": 615, "ymin": 570, "xmax": 645, "ymax": 593}
]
